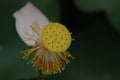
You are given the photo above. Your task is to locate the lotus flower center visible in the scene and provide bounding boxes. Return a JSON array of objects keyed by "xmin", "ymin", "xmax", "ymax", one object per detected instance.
[{"xmin": 41, "ymin": 23, "xmax": 72, "ymax": 53}]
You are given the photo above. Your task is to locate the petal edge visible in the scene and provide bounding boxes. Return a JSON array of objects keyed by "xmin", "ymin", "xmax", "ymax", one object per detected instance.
[{"xmin": 13, "ymin": 1, "xmax": 49, "ymax": 46}]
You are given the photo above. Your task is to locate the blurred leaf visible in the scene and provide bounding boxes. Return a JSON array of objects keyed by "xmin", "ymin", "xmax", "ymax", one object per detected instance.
[
  {"xmin": 75, "ymin": 0, "xmax": 120, "ymax": 33},
  {"xmin": 75, "ymin": 0, "xmax": 106, "ymax": 11},
  {"xmin": 31, "ymin": 0, "xmax": 60, "ymax": 22}
]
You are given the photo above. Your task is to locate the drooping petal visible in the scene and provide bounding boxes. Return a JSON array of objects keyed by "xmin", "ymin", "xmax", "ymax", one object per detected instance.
[{"xmin": 13, "ymin": 1, "xmax": 49, "ymax": 46}]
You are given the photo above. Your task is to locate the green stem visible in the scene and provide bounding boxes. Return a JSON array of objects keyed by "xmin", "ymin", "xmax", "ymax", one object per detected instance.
[
  {"xmin": 39, "ymin": 70, "xmax": 45, "ymax": 80},
  {"xmin": 41, "ymin": 73, "xmax": 45, "ymax": 80}
]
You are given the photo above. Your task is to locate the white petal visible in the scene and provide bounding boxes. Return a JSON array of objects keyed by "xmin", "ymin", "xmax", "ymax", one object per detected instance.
[{"xmin": 13, "ymin": 1, "xmax": 49, "ymax": 46}]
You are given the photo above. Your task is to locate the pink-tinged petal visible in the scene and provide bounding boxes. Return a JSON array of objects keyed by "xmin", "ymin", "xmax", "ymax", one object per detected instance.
[{"xmin": 13, "ymin": 1, "xmax": 49, "ymax": 46}]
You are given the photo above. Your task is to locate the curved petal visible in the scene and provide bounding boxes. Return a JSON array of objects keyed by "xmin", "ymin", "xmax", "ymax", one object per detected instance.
[{"xmin": 13, "ymin": 1, "xmax": 49, "ymax": 46}]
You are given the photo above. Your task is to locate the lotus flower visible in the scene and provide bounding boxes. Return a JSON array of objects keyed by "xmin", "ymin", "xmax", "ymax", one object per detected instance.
[{"xmin": 13, "ymin": 1, "xmax": 74, "ymax": 74}]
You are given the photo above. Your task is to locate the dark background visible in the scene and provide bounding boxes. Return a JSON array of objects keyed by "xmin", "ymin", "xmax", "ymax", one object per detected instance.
[{"xmin": 0, "ymin": 0, "xmax": 120, "ymax": 80}]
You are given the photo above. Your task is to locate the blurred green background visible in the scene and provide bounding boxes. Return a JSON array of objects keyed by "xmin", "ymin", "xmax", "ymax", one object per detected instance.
[{"xmin": 0, "ymin": 0, "xmax": 120, "ymax": 80}]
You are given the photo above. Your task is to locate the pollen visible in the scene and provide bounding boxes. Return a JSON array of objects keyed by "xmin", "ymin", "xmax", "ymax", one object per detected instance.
[{"xmin": 41, "ymin": 23, "xmax": 72, "ymax": 53}]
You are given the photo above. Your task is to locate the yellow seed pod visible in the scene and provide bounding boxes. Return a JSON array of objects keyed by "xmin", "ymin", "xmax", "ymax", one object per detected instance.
[{"xmin": 41, "ymin": 23, "xmax": 72, "ymax": 53}]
